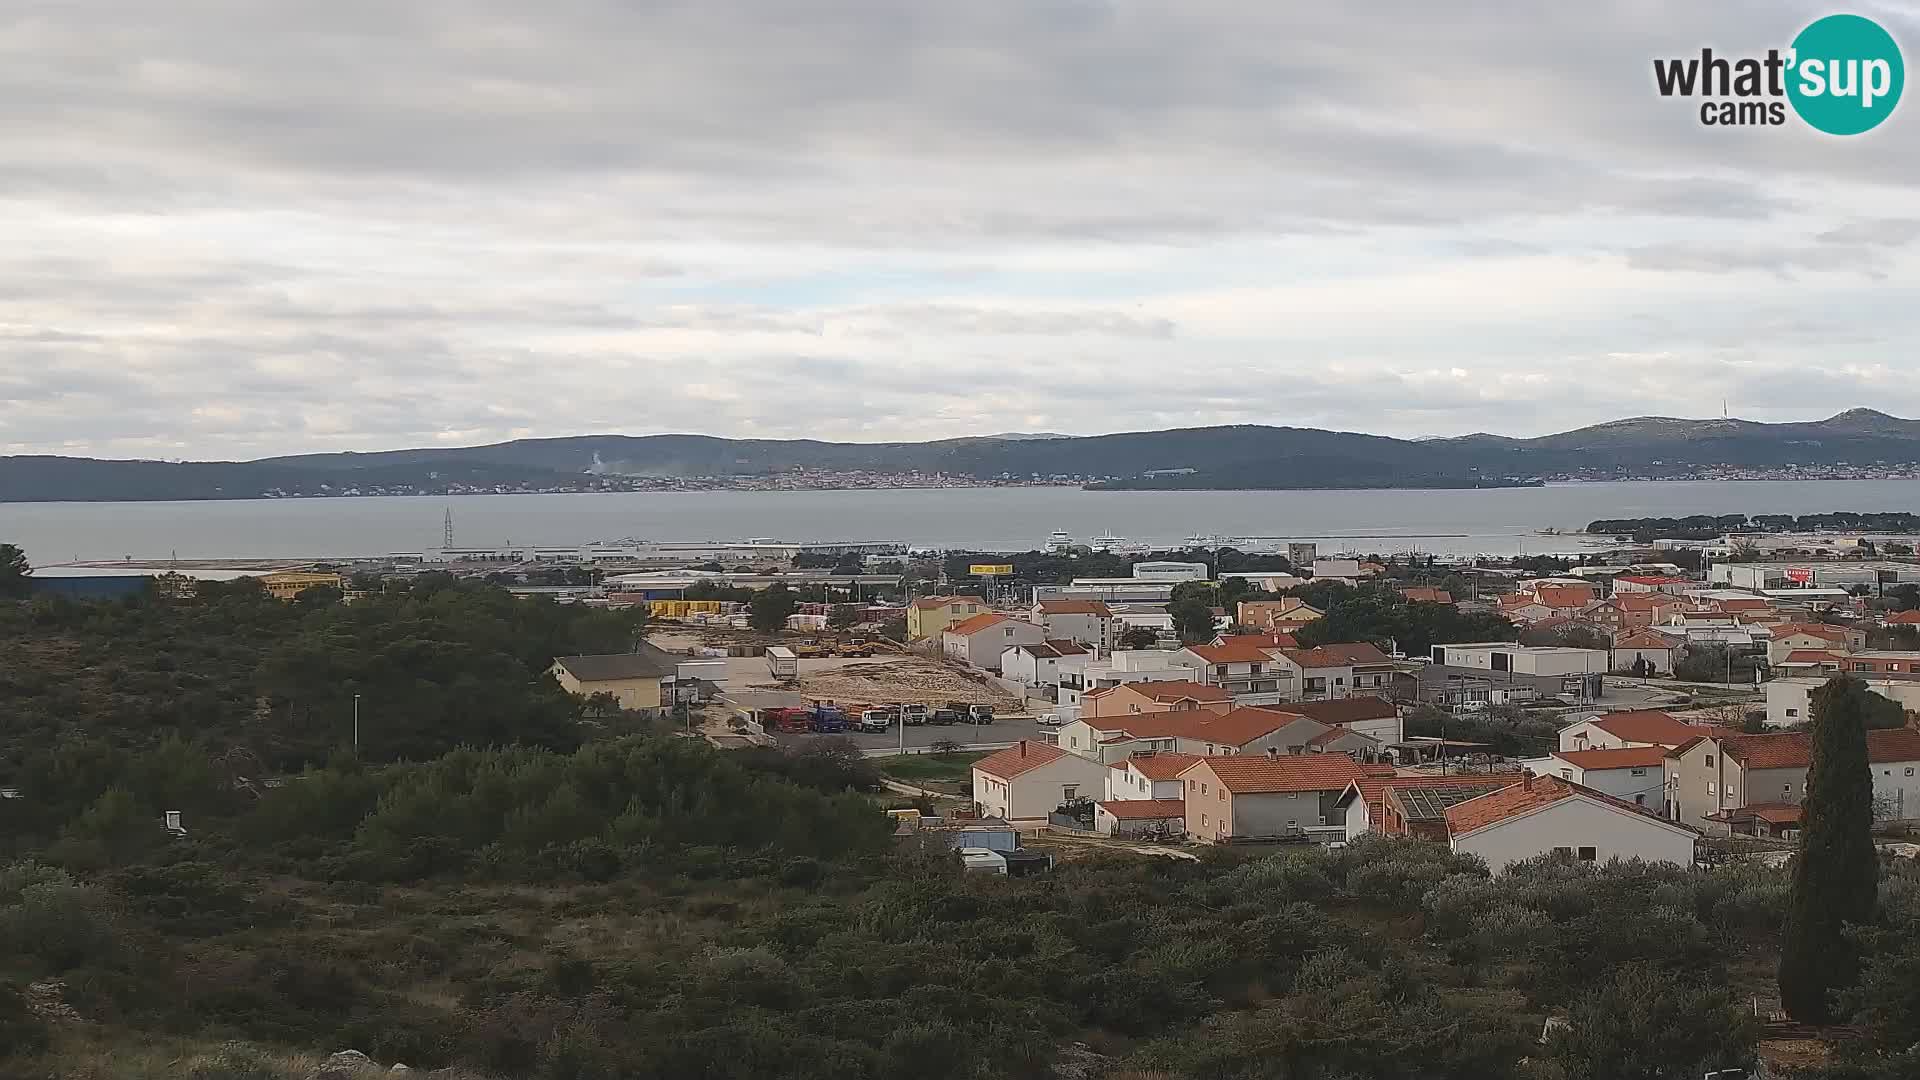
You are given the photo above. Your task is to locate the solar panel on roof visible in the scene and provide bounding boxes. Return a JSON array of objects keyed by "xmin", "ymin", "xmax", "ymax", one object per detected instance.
[{"xmin": 1394, "ymin": 784, "xmax": 1509, "ymax": 821}]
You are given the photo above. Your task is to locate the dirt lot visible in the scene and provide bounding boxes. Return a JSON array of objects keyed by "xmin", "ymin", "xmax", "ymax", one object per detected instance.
[{"xmin": 797, "ymin": 659, "xmax": 1020, "ymax": 710}]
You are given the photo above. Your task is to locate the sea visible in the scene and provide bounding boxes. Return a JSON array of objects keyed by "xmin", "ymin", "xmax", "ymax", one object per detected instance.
[{"xmin": 7, "ymin": 478, "xmax": 1920, "ymax": 564}]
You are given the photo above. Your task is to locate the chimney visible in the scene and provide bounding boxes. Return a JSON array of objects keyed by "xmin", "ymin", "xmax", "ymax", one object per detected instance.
[
  {"xmin": 1019, "ymin": 742, "xmax": 1027, "ymax": 758},
  {"xmin": 1521, "ymin": 770, "xmax": 1533, "ymax": 791}
]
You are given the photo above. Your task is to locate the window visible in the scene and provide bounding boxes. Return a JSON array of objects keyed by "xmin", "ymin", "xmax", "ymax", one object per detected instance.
[
  {"xmin": 1630, "ymin": 767, "xmax": 1647, "ymax": 776},
  {"xmin": 1070, "ymin": 736, "xmax": 1079, "ymax": 748},
  {"xmin": 1786, "ymin": 708, "xmax": 1799, "ymax": 717},
  {"xmin": 1783, "ymin": 783, "xmax": 1792, "ymax": 795},
  {"xmin": 1705, "ymin": 754, "xmax": 1714, "ymax": 767},
  {"xmin": 1577, "ymin": 846, "xmax": 1597, "ymax": 862},
  {"xmin": 1201, "ymin": 814, "xmax": 1209, "ymax": 828},
  {"xmin": 1634, "ymin": 794, "xmax": 1646, "ymax": 806},
  {"xmin": 1201, "ymin": 783, "xmax": 1209, "ymax": 795},
  {"xmin": 1854, "ymin": 662, "xmax": 1871, "ymax": 672},
  {"xmin": 1553, "ymin": 846, "xmax": 1572, "ymax": 857},
  {"xmin": 1063, "ymin": 786, "xmax": 1077, "ymax": 800},
  {"xmin": 1707, "ymin": 782, "xmax": 1716, "ymax": 796},
  {"xmin": 1218, "ymin": 790, "xmax": 1225, "ymax": 802},
  {"xmin": 1560, "ymin": 769, "xmax": 1573, "ymax": 780},
  {"xmin": 1907, "ymin": 768, "xmax": 1915, "ymax": 777}
]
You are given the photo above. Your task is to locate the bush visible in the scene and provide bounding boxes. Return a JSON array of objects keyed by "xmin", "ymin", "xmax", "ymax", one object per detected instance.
[{"xmin": 0, "ymin": 879, "xmax": 120, "ymax": 973}]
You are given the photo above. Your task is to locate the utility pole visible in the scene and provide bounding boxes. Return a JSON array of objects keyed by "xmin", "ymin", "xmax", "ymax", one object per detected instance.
[{"xmin": 352, "ymin": 694, "xmax": 362, "ymax": 752}]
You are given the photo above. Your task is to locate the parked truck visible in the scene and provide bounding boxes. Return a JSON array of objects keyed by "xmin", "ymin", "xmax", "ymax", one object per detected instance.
[
  {"xmin": 765, "ymin": 706, "xmax": 812, "ymax": 734},
  {"xmin": 945, "ymin": 701, "xmax": 995, "ymax": 723},
  {"xmin": 765, "ymin": 646, "xmax": 798, "ymax": 680},
  {"xmin": 808, "ymin": 704, "xmax": 849, "ymax": 733}
]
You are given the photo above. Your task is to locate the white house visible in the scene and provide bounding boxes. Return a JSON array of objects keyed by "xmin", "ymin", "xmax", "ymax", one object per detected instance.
[
  {"xmin": 942, "ymin": 613, "xmax": 1045, "ymax": 672},
  {"xmin": 1557, "ymin": 710, "xmax": 1709, "ymax": 753},
  {"xmin": 971, "ymin": 741, "xmax": 1112, "ymax": 821},
  {"xmin": 1766, "ymin": 676, "xmax": 1920, "ymax": 728},
  {"xmin": 1611, "ymin": 629, "xmax": 1682, "ymax": 675},
  {"xmin": 1517, "ymin": 746, "xmax": 1669, "ymax": 808},
  {"xmin": 1060, "ymin": 649, "xmax": 1202, "ymax": 708},
  {"xmin": 1431, "ymin": 643, "xmax": 1608, "ymax": 676},
  {"xmin": 1000, "ymin": 639, "xmax": 1090, "ymax": 688},
  {"xmin": 1444, "ymin": 774, "xmax": 1698, "ymax": 874},
  {"xmin": 1264, "ymin": 696, "xmax": 1404, "ymax": 744},
  {"xmin": 1103, "ymin": 752, "xmax": 1202, "ymax": 802},
  {"xmin": 1029, "ymin": 599, "xmax": 1118, "ymax": 651}
]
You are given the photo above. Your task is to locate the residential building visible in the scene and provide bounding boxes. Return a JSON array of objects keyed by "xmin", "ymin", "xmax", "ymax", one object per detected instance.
[
  {"xmin": 1335, "ymin": 773, "xmax": 1524, "ymax": 841},
  {"xmin": 549, "ymin": 646, "xmax": 680, "ymax": 713},
  {"xmin": 942, "ymin": 613, "xmax": 1045, "ymax": 671},
  {"xmin": 1237, "ymin": 598, "xmax": 1325, "ymax": 633},
  {"xmin": 1306, "ymin": 642, "xmax": 1400, "ymax": 695},
  {"xmin": 1059, "ymin": 649, "xmax": 1203, "ymax": 708},
  {"xmin": 1586, "ymin": 593, "xmax": 1680, "ymax": 633},
  {"xmin": 971, "ymin": 741, "xmax": 1112, "ymax": 821},
  {"xmin": 1775, "ymin": 650, "xmax": 1849, "ymax": 676},
  {"xmin": 1080, "ymin": 680, "xmax": 1233, "ymax": 721},
  {"xmin": 1557, "ymin": 710, "xmax": 1712, "ymax": 753},
  {"xmin": 1221, "ymin": 571, "xmax": 1306, "ymax": 592},
  {"xmin": 1263, "ymin": 696, "xmax": 1403, "ymax": 743},
  {"xmin": 906, "ymin": 595, "xmax": 985, "ymax": 640},
  {"xmin": 1611, "ymin": 629, "xmax": 1681, "ymax": 675},
  {"xmin": 1883, "ymin": 610, "xmax": 1920, "ymax": 629},
  {"xmin": 1844, "ymin": 651, "xmax": 1920, "ymax": 676},
  {"xmin": 1400, "ymin": 587, "xmax": 1453, "ymax": 604},
  {"xmin": 1180, "ymin": 638, "xmax": 1295, "ymax": 704},
  {"xmin": 1061, "ymin": 706, "xmax": 1350, "ymax": 762},
  {"xmin": 1445, "ymin": 774, "xmax": 1698, "ymax": 873},
  {"xmin": 1765, "ymin": 675, "xmax": 1920, "ymax": 728},
  {"xmin": 1094, "ymin": 798, "xmax": 1189, "ymax": 837},
  {"xmin": 1104, "ymin": 752, "xmax": 1203, "ymax": 802},
  {"xmin": 1000, "ymin": 640, "xmax": 1090, "ymax": 688},
  {"xmin": 1181, "ymin": 755, "xmax": 1371, "ymax": 842},
  {"xmin": 1033, "ymin": 579, "xmax": 1178, "ymax": 604},
  {"xmin": 1311, "ymin": 558, "xmax": 1364, "ymax": 581},
  {"xmin": 1765, "ymin": 624, "xmax": 1861, "ymax": 665},
  {"xmin": 260, "ymin": 570, "xmax": 344, "ymax": 600},
  {"xmin": 1029, "ymin": 599, "xmax": 1117, "ymax": 651},
  {"xmin": 1665, "ymin": 727, "xmax": 1920, "ymax": 829},
  {"xmin": 1519, "ymin": 746, "xmax": 1669, "ymax": 807}
]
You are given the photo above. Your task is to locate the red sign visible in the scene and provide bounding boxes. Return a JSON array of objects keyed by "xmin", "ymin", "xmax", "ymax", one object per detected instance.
[{"xmin": 1785, "ymin": 567, "xmax": 1814, "ymax": 584}]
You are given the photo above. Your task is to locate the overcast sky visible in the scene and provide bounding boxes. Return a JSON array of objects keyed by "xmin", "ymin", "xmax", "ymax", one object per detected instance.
[{"xmin": 3, "ymin": 1, "xmax": 1918, "ymax": 459}]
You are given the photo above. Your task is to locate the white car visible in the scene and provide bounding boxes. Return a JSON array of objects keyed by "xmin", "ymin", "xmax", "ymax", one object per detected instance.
[
  {"xmin": 1453, "ymin": 701, "xmax": 1488, "ymax": 714},
  {"xmin": 1035, "ymin": 711, "xmax": 1068, "ymax": 726}
]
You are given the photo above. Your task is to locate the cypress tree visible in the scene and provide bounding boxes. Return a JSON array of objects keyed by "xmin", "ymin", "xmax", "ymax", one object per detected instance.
[{"xmin": 1778, "ymin": 676, "xmax": 1880, "ymax": 1022}]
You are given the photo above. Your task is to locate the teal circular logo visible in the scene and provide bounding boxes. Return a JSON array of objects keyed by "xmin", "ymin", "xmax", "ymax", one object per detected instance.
[{"xmin": 1787, "ymin": 14, "xmax": 1904, "ymax": 135}]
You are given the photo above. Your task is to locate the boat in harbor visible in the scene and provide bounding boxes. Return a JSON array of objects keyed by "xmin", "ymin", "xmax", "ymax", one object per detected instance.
[
  {"xmin": 1088, "ymin": 529, "xmax": 1128, "ymax": 552},
  {"xmin": 1044, "ymin": 529, "xmax": 1075, "ymax": 552}
]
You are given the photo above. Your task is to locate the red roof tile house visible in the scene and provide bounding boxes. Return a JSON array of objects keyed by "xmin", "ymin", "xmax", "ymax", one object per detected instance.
[
  {"xmin": 1883, "ymin": 610, "xmax": 1920, "ymax": 628},
  {"xmin": 1612, "ymin": 575, "xmax": 1695, "ymax": 596},
  {"xmin": 1664, "ymin": 727, "xmax": 1920, "ymax": 831},
  {"xmin": 1094, "ymin": 797, "xmax": 1188, "ymax": 838},
  {"xmin": 1400, "ymin": 587, "xmax": 1454, "ymax": 605},
  {"xmin": 1523, "ymin": 746, "xmax": 1669, "ymax": 809},
  {"xmin": 1029, "ymin": 599, "xmax": 1118, "ymax": 651},
  {"xmin": 941, "ymin": 612, "xmax": 1045, "ymax": 672},
  {"xmin": 1444, "ymin": 774, "xmax": 1697, "ymax": 873},
  {"xmin": 1556, "ymin": 710, "xmax": 1713, "ymax": 753},
  {"xmin": 1000, "ymin": 639, "xmax": 1090, "ymax": 688},
  {"xmin": 1059, "ymin": 706, "xmax": 1354, "ymax": 763},
  {"xmin": 1611, "ymin": 628, "xmax": 1682, "ymax": 675},
  {"xmin": 1081, "ymin": 680, "xmax": 1234, "ymax": 720},
  {"xmin": 1585, "ymin": 592, "xmax": 1681, "ymax": 632},
  {"xmin": 1105, "ymin": 752, "xmax": 1205, "ymax": 802},
  {"xmin": 1180, "ymin": 755, "xmax": 1368, "ymax": 842},
  {"xmin": 1765, "ymin": 622, "xmax": 1866, "ymax": 664},
  {"xmin": 971, "ymin": 741, "xmax": 1112, "ymax": 822},
  {"xmin": 1334, "ymin": 773, "xmax": 1525, "ymax": 842},
  {"xmin": 1261, "ymin": 696, "xmax": 1404, "ymax": 744}
]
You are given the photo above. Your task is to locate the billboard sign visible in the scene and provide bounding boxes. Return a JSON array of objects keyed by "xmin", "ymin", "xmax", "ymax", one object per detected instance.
[
  {"xmin": 969, "ymin": 564, "xmax": 1014, "ymax": 576},
  {"xmin": 1785, "ymin": 567, "xmax": 1814, "ymax": 584}
]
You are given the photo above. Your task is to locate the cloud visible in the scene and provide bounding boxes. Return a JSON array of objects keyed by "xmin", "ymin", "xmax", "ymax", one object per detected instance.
[{"xmin": 0, "ymin": 0, "xmax": 1916, "ymax": 457}]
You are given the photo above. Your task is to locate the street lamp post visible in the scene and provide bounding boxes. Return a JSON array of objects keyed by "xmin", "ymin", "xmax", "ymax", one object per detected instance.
[{"xmin": 352, "ymin": 693, "xmax": 362, "ymax": 752}]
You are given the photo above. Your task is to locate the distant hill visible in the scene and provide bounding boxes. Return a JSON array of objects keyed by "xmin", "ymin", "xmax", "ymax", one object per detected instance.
[{"xmin": 6, "ymin": 410, "xmax": 1920, "ymax": 501}]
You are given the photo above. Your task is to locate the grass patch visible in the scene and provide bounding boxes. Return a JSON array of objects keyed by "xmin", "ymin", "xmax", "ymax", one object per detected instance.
[{"xmin": 876, "ymin": 751, "xmax": 990, "ymax": 784}]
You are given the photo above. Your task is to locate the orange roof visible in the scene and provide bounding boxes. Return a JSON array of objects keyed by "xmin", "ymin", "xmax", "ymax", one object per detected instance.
[
  {"xmin": 1887, "ymin": 611, "xmax": 1920, "ymax": 625},
  {"xmin": 1716, "ymin": 598, "xmax": 1773, "ymax": 613},
  {"xmin": 973, "ymin": 740, "xmax": 1070, "ymax": 780},
  {"xmin": 1307, "ymin": 727, "xmax": 1368, "ymax": 748},
  {"xmin": 1586, "ymin": 710, "xmax": 1711, "ymax": 747},
  {"xmin": 1711, "ymin": 728, "xmax": 1920, "ymax": 771},
  {"xmin": 1401, "ymin": 587, "xmax": 1454, "ymax": 604},
  {"xmin": 1308, "ymin": 642, "xmax": 1395, "ymax": 666},
  {"xmin": 1013, "ymin": 640, "xmax": 1090, "ymax": 659},
  {"xmin": 1772, "ymin": 623, "xmax": 1849, "ymax": 640},
  {"xmin": 1780, "ymin": 649, "xmax": 1847, "ymax": 665},
  {"xmin": 1340, "ymin": 772, "xmax": 1523, "ymax": 828},
  {"xmin": 911, "ymin": 595, "xmax": 980, "ymax": 609},
  {"xmin": 1613, "ymin": 629, "xmax": 1677, "ymax": 649},
  {"xmin": 1120, "ymin": 680, "xmax": 1231, "ymax": 704},
  {"xmin": 1535, "ymin": 585, "xmax": 1597, "ymax": 608},
  {"xmin": 1280, "ymin": 646, "xmax": 1376, "ymax": 668},
  {"xmin": 1263, "ymin": 696, "xmax": 1398, "ymax": 726},
  {"xmin": 1097, "ymin": 798, "xmax": 1187, "ymax": 820},
  {"xmin": 1183, "ymin": 707, "xmax": 1307, "ymax": 747},
  {"xmin": 1613, "ymin": 593, "xmax": 1675, "ymax": 612},
  {"xmin": 1123, "ymin": 752, "xmax": 1204, "ymax": 780},
  {"xmin": 1187, "ymin": 639, "xmax": 1285, "ymax": 664},
  {"xmin": 1037, "ymin": 599, "xmax": 1113, "ymax": 617},
  {"xmin": 1443, "ymin": 774, "xmax": 1676, "ymax": 837},
  {"xmin": 1552, "ymin": 746, "xmax": 1670, "ymax": 770},
  {"xmin": 945, "ymin": 612, "xmax": 1008, "ymax": 636},
  {"xmin": 1185, "ymin": 754, "xmax": 1366, "ymax": 794}
]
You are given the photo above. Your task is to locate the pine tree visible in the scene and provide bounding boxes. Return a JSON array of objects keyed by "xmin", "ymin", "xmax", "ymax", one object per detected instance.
[
  {"xmin": 1779, "ymin": 675, "xmax": 1880, "ymax": 1022},
  {"xmin": 0, "ymin": 543, "xmax": 29, "ymax": 599}
]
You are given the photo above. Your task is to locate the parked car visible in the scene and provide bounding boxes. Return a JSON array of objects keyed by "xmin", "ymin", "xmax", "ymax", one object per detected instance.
[
  {"xmin": 928, "ymin": 708, "xmax": 963, "ymax": 726},
  {"xmin": 1036, "ymin": 711, "xmax": 1066, "ymax": 727},
  {"xmin": 1453, "ymin": 701, "xmax": 1488, "ymax": 714}
]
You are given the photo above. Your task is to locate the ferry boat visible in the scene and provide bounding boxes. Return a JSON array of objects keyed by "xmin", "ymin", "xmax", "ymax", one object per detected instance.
[
  {"xmin": 1088, "ymin": 530, "xmax": 1128, "ymax": 552},
  {"xmin": 1044, "ymin": 530, "xmax": 1075, "ymax": 552}
]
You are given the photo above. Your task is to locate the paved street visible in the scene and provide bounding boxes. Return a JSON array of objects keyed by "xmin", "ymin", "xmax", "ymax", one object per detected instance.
[{"xmin": 775, "ymin": 714, "xmax": 1053, "ymax": 754}]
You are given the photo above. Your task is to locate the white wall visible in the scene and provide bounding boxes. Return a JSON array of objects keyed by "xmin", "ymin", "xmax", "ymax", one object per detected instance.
[
  {"xmin": 1451, "ymin": 795, "xmax": 1695, "ymax": 874},
  {"xmin": 1765, "ymin": 680, "xmax": 1819, "ymax": 728},
  {"xmin": 973, "ymin": 755, "xmax": 1111, "ymax": 820}
]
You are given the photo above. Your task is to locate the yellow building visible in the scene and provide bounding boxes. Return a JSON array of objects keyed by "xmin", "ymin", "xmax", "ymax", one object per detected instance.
[
  {"xmin": 259, "ymin": 570, "xmax": 344, "ymax": 601},
  {"xmin": 549, "ymin": 647, "xmax": 679, "ymax": 714},
  {"xmin": 906, "ymin": 595, "xmax": 987, "ymax": 640}
]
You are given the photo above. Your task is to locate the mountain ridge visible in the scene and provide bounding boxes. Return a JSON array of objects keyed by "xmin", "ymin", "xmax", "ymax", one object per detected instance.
[{"xmin": 5, "ymin": 410, "xmax": 1919, "ymax": 501}]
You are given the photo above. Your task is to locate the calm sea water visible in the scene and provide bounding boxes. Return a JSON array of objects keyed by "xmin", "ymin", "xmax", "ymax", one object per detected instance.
[{"xmin": 8, "ymin": 479, "xmax": 1920, "ymax": 563}]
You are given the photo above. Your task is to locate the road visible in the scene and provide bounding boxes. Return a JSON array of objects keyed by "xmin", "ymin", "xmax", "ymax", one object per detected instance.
[{"xmin": 775, "ymin": 715, "xmax": 1053, "ymax": 754}]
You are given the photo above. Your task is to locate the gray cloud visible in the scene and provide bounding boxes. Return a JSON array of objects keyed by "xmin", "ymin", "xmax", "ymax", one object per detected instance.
[{"xmin": 0, "ymin": 0, "xmax": 1916, "ymax": 456}]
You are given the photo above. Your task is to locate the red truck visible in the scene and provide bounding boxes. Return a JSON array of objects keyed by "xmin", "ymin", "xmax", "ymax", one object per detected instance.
[{"xmin": 764, "ymin": 707, "xmax": 813, "ymax": 734}]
